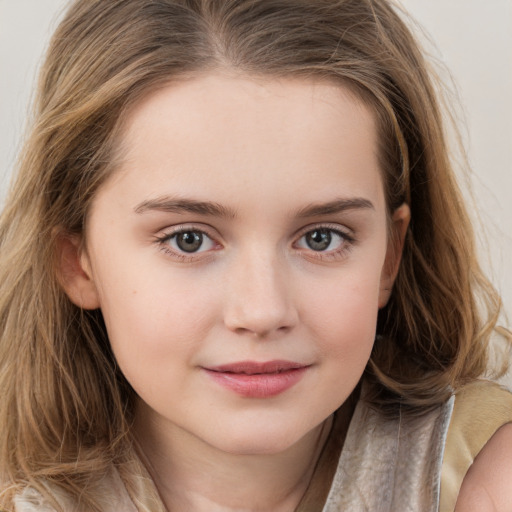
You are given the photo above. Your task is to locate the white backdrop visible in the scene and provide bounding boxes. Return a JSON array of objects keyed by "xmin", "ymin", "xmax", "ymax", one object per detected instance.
[{"xmin": 1, "ymin": 0, "xmax": 511, "ymax": 318}]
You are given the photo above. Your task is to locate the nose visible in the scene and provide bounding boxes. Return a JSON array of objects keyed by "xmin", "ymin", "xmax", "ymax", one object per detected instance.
[{"xmin": 223, "ymin": 249, "xmax": 298, "ymax": 338}]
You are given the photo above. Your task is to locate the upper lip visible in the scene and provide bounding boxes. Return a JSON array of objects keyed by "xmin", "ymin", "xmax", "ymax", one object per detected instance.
[{"xmin": 205, "ymin": 360, "xmax": 308, "ymax": 375}]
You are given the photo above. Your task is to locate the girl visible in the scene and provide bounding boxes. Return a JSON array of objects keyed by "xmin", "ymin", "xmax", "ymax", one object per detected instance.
[{"xmin": 1, "ymin": 0, "xmax": 511, "ymax": 511}]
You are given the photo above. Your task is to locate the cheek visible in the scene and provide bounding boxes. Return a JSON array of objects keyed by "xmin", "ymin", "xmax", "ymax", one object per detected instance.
[
  {"xmin": 92, "ymin": 254, "xmax": 221, "ymax": 375},
  {"xmin": 300, "ymin": 266, "xmax": 382, "ymax": 360},
  {"xmin": 288, "ymin": 268, "xmax": 382, "ymax": 420}
]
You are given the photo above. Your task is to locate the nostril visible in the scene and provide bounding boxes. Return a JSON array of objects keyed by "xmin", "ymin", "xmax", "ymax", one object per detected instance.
[
  {"xmin": 223, "ymin": 263, "xmax": 298, "ymax": 337},
  {"xmin": 231, "ymin": 323, "xmax": 293, "ymax": 339}
]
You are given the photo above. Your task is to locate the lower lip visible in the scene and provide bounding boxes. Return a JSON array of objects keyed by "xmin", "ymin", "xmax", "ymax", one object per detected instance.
[{"xmin": 204, "ymin": 367, "xmax": 308, "ymax": 398}]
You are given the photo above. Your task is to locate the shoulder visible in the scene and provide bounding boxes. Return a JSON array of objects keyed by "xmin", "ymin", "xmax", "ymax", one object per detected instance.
[
  {"xmin": 10, "ymin": 467, "xmax": 138, "ymax": 512},
  {"xmin": 441, "ymin": 380, "xmax": 512, "ymax": 512},
  {"xmin": 455, "ymin": 422, "xmax": 512, "ymax": 512},
  {"xmin": 12, "ymin": 486, "xmax": 59, "ymax": 512}
]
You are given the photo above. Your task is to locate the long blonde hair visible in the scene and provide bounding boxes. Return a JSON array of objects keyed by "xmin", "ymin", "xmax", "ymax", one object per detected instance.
[{"xmin": 1, "ymin": 0, "xmax": 509, "ymax": 509}]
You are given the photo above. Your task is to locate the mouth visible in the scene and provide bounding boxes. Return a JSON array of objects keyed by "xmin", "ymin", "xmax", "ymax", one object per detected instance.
[
  {"xmin": 206, "ymin": 360, "xmax": 308, "ymax": 375},
  {"xmin": 202, "ymin": 360, "xmax": 310, "ymax": 398}
]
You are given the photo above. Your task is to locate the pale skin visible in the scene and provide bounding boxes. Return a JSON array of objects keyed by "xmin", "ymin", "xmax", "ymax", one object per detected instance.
[
  {"xmin": 454, "ymin": 423, "xmax": 512, "ymax": 512},
  {"xmin": 59, "ymin": 74, "xmax": 512, "ymax": 511}
]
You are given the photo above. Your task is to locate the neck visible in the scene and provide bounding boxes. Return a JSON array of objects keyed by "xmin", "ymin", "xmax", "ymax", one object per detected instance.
[{"xmin": 134, "ymin": 410, "xmax": 333, "ymax": 512}]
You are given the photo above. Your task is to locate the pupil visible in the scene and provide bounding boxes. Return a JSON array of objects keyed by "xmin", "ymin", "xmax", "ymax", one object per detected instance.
[
  {"xmin": 306, "ymin": 229, "xmax": 331, "ymax": 251},
  {"xmin": 176, "ymin": 231, "xmax": 203, "ymax": 252}
]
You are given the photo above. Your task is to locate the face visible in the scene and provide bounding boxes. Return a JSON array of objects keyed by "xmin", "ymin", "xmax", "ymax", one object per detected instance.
[{"xmin": 66, "ymin": 74, "xmax": 407, "ymax": 456}]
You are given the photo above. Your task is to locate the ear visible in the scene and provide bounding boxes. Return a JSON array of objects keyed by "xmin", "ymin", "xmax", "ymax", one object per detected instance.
[
  {"xmin": 378, "ymin": 203, "xmax": 410, "ymax": 308},
  {"xmin": 55, "ymin": 233, "xmax": 100, "ymax": 310}
]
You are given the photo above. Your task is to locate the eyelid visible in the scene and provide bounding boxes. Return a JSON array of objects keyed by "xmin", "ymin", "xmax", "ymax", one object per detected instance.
[
  {"xmin": 153, "ymin": 221, "xmax": 356, "ymax": 263},
  {"xmin": 154, "ymin": 223, "xmax": 223, "ymax": 260},
  {"xmin": 293, "ymin": 222, "xmax": 355, "ymax": 242},
  {"xmin": 292, "ymin": 222, "xmax": 356, "ymax": 261}
]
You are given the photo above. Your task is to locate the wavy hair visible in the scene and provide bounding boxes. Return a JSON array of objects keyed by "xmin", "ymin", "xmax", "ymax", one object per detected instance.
[{"xmin": 1, "ymin": 0, "xmax": 509, "ymax": 509}]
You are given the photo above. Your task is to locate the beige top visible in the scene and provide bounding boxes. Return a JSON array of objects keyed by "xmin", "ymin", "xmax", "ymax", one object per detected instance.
[
  {"xmin": 318, "ymin": 380, "xmax": 512, "ymax": 512},
  {"xmin": 13, "ymin": 380, "xmax": 512, "ymax": 512},
  {"xmin": 440, "ymin": 381, "xmax": 512, "ymax": 511}
]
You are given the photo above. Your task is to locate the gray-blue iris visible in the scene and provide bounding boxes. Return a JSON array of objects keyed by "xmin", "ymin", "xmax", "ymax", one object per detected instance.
[
  {"xmin": 306, "ymin": 229, "xmax": 331, "ymax": 251},
  {"xmin": 176, "ymin": 231, "xmax": 203, "ymax": 252}
]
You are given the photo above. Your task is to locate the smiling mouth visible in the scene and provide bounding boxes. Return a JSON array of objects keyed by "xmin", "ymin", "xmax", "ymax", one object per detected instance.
[{"xmin": 203, "ymin": 360, "xmax": 309, "ymax": 398}]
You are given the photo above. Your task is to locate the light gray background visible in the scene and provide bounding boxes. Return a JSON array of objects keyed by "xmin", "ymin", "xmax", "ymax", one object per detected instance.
[{"xmin": 1, "ymin": 1, "xmax": 511, "ymax": 319}]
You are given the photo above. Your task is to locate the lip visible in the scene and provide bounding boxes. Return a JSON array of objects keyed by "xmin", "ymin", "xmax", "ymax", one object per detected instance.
[{"xmin": 202, "ymin": 360, "xmax": 309, "ymax": 398}]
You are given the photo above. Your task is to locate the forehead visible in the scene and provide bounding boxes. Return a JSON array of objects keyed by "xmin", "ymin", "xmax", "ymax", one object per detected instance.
[{"xmin": 98, "ymin": 73, "xmax": 385, "ymax": 216}]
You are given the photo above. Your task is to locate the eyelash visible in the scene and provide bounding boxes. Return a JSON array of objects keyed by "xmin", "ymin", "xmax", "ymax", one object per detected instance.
[
  {"xmin": 294, "ymin": 224, "xmax": 356, "ymax": 261},
  {"xmin": 154, "ymin": 225, "xmax": 220, "ymax": 262},
  {"xmin": 154, "ymin": 223, "xmax": 356, "ymax": 262}
]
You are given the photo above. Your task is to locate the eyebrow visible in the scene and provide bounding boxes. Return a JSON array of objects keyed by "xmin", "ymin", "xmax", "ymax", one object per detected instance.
[
  {"xmin": 296, "ymin": 198, "xmax": 374, "ymax": 217},
  {"xmin": 134, "ymin": 197, "xmax": 236, "ymax": 218},
  {"xmin": 134, "ymin": 196, "xmax": 374, "ymax": 218}
]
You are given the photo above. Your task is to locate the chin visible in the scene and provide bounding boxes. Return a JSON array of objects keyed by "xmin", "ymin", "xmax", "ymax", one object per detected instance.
[
  {"xmin": 204, "ymin": 420, "xmax": 319, "ymax": 457},
  {"xmin": 217, "ymin": 438, "xmax": 298, "ymax": 457}
]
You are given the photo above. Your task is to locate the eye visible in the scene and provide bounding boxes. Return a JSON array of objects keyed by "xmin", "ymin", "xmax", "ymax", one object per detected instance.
[
  {"xmin": 160, "ymin": 229, "xmax": 217, "ymax": 254},
  {"xmin": 295, "ymin": 227, "xmax": 351, "ymax": 253}
]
